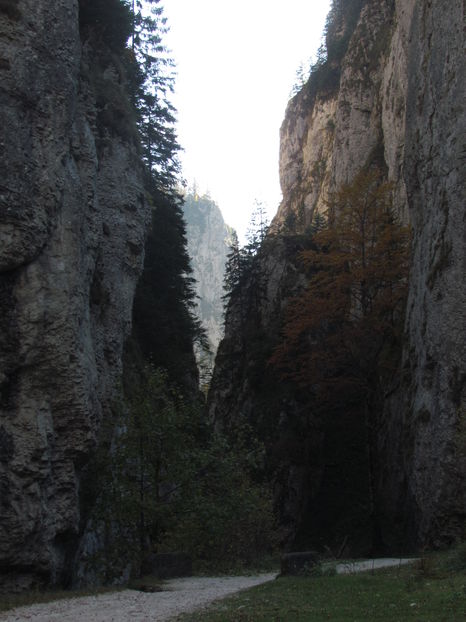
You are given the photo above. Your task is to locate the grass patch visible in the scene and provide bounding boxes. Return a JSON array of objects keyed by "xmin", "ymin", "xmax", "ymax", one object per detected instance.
[
  {"xmin": 0, "ymin": 585, "xmax": 123, "ymax": 614},
  {"xmin": 176, "ymin": 557, "xmax": 466, "ymax": 621}
]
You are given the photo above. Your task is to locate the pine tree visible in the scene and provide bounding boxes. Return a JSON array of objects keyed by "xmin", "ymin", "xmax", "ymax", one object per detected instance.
[
  {"xmin": 131, "ymin": 188, "xmax": 205, "ymax": 389},
  {"xmin": 223, "ymin": 231, "xmax": 242, "ymax": 302},
  {"xmin": 222, "ymin": 201, "xmax": 269, "ymax": 313},
  {"xmin": 244, "ymin": 200, "xmax": 269, "ymax": 258},
  {"xmin": 122, "ymin": 1, "xmax": 205, "ymax": 390},
  {"xmin": 124, "ymin": 0, "xmax": 181, "ymax": 194}
]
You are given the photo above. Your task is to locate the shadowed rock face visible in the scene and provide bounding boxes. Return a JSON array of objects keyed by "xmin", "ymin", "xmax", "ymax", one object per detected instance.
[
  {"xmin": 210, "ymin": 0, "xmax": 465, "ymax": 551},
  {"xmin": 0, "ymin": 1, "xmax": 150, "ymax": 590},
  {"xmin": 379, "ymin": 0, "xmax": 466, "ymax": 548}
]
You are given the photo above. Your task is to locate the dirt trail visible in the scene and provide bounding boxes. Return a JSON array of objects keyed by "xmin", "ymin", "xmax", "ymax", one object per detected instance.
[
  {"xmin": 0, "ymin": 574, "xmax": 277, "ymax": 622},
  {"xmin": 0, "ymin": 559, "xmax": 419, "ymax": 621}
]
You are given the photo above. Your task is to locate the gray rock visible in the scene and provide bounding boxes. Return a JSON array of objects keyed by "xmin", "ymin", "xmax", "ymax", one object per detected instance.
[
  {"xmin": 210, "ymin": 0, "xmax": 466, "ymax": 550},
  {"xmin": 378, "ymin": 0, "xmax": 466, "ymax": 548},
  {"xmin": 0, "ymin": 1, "xmax": 150, "ymax": 590},
  {"xmin": 183, "ymin": 193, "xmax": 232, "ymax": 359}
]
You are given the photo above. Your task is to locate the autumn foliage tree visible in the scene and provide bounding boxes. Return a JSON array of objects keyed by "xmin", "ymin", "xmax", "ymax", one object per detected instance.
[
  {"xmin": 270, "ymin": 169, "xmax": 410, "ymax": 548},
  {"xmin": 271, "ymin": 169, "xmax": 410, "ymax": 403}
]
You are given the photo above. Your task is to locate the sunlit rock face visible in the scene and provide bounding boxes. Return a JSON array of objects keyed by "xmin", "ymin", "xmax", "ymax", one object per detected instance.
[
  {"xmin": 211, "ymin": 0, "xmax": 465, "ymax": 550},
  {"xmin": 182, "ymin": 193, "xmax": 231, "ymax": 358},
  {"xmin": 273, "ymin": 0, "xmax": 407, "ymax": 233},
  {"xmin": 0, "ymin": 0, "xmax": 150, "ymax": 590}
]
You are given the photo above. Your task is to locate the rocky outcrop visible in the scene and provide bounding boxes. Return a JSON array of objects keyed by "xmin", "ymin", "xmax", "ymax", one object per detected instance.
[
  {"xmin": 182, "ymin": 192, "xmax": 231, "ymax": 357},
  {"xmin": 210, "ymin": 0, "xmax": 465, "ymax": 552},
  {"xmin": 273, "ymin": 0, "xmax": 401, "ymax": 232},
  {"xmin": 0, "ymin": 1, "xmax": 150, "ymax": 590}
]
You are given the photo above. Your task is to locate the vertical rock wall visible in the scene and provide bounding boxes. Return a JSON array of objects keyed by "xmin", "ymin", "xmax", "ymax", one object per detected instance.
[
  {"xmin": 183, "ymin": 193, "xmax": 231, "ymax": 356},
  {"xmin": 379, "ymin": 0, "xmax": 466, "ymax": 548},
  {"xmin": 211, "ymin": 0, "xmax": 465, "ymax": 550},
  {"xmin": 0, "ymin": 0, "xmax": 150, "ymax": 589}
]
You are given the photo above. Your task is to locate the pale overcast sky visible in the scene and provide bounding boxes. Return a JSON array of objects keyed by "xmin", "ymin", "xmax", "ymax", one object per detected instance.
[{"xmin": 163, "ymin": 0, "xmax": 331, "ymax": 239}]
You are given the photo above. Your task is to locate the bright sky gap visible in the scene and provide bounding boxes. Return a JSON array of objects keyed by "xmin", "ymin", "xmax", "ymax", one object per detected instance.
[{"xmin": 162, "ymin": 0, "xmax": 332, "ymax": 240}]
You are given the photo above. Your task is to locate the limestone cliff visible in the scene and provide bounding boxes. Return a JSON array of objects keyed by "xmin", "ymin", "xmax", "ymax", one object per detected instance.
[
  {"xmin": 0, "ymin": 1, "xmax": 150, "ymax": 589},
  {"xmin": 182, "ymin": 192, "xmax": 231, "ymax": 358},
  {"xmin": 379, "ymin": 0, "xmax": 466, "ymax": 548},
  {"xmin": 210, "ymin": 0, "xmax": 465, "ymax": 552}
]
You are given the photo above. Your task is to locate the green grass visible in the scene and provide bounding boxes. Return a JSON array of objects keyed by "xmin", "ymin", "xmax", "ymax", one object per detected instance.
[
  {"xmin": 176, "ymin": 562, "xmax": 466, "ymax": 621},
  {"xmin": 2, "ymin": 549, "xmax": 465, "ymax": 619}
]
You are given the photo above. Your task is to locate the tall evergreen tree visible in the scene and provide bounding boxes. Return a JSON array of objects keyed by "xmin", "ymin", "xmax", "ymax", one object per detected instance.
[
  {"xmin": 118, "ymin": 1, "xmax": 204, "ymax": 390},
  {"xmin": 131, "ymin": 187, "xmax": 205, "ymax": 390},
  {"xmin": 244, "ymin": 200, "xmax": 270, "ymax": 257},
  {"xmin": 222, "ymin": 231, "xmax": 242, "ymax": 303}
]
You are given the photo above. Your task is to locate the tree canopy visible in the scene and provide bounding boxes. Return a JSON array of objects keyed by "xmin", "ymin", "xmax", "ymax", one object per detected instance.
[{"xmin": 270, "ymin": 170, "xmax": 411, "ymax": 406}]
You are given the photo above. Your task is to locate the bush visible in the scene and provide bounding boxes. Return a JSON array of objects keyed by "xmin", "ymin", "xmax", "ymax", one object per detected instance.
[
  {"xmin": 85, "ymin": 369, "xmax": 278, "ymax": 581},
  {"xmin": 161, "ymin": 426, "xmax": 278, "ymax": 570}
]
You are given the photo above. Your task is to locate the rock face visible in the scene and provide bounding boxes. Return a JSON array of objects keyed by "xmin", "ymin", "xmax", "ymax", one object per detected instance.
[
  {"xmin": 273, "ymin": 0, "xmax": 403, "ymax": 233},
  {"xmin": 0, "ymin": 1, "xmax": 149, "ymax": 590},
  {"xmin": 182, "ymin": 192, "xmax": 231, "ymax": 357},
  {"xmin": 210, "ymin": 0, "xmax": 465, "ymax": 551},
  {"xmin": 378, "ymin": 0, "xmax": 466, "ymax": 548}
]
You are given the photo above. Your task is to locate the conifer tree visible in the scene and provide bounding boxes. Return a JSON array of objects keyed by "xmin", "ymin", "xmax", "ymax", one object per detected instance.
[
  {"xmin": 244, "ymin": 200, "xmax": 270, "ymax": 258},
  {"xmin": 223, "ymin": 231, "xmax": 242, "ymax": 302},
  {"xmin": 122, "ymin": 1, "xmax": 204, "ymax": 389},
  {"xmin": 222, "ymin": 202, "xmax": 270, "ymax": 316},
  {"xmin": 128, "ymin": 0, "xmax": 181, "ymax": 194}
]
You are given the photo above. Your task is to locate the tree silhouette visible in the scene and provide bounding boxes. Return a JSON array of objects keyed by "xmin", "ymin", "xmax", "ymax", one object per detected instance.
[
  {"xmin": 245, "ymin": 200, "xmax": 270, "ymax": 257},
  {"xmin": 127, "ymin": 0, "xmax": 181, "ymax": 194}
]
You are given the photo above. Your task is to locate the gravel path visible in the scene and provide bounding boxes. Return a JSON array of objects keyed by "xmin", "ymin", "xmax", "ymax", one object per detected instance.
[
  {"xmin": 0, "ymin": 574, "xmax": 277, "ymax": 622},
  {"xmin": 0, "ymin": 559, "xmax": 419, "ymax": 621},
  {"xmin": 335, "ymin": 557, "xmax": 418, "ymax": 574}
]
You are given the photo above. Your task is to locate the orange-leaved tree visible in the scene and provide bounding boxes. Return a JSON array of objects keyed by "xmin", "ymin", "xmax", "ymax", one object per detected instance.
[
  {"xmin": 269, "ymin": 169, "xmax": 411, "ymax": 549},
  {"xmin": 270, "ymin": 169, "xmax": 410, "ymax": 403}
]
